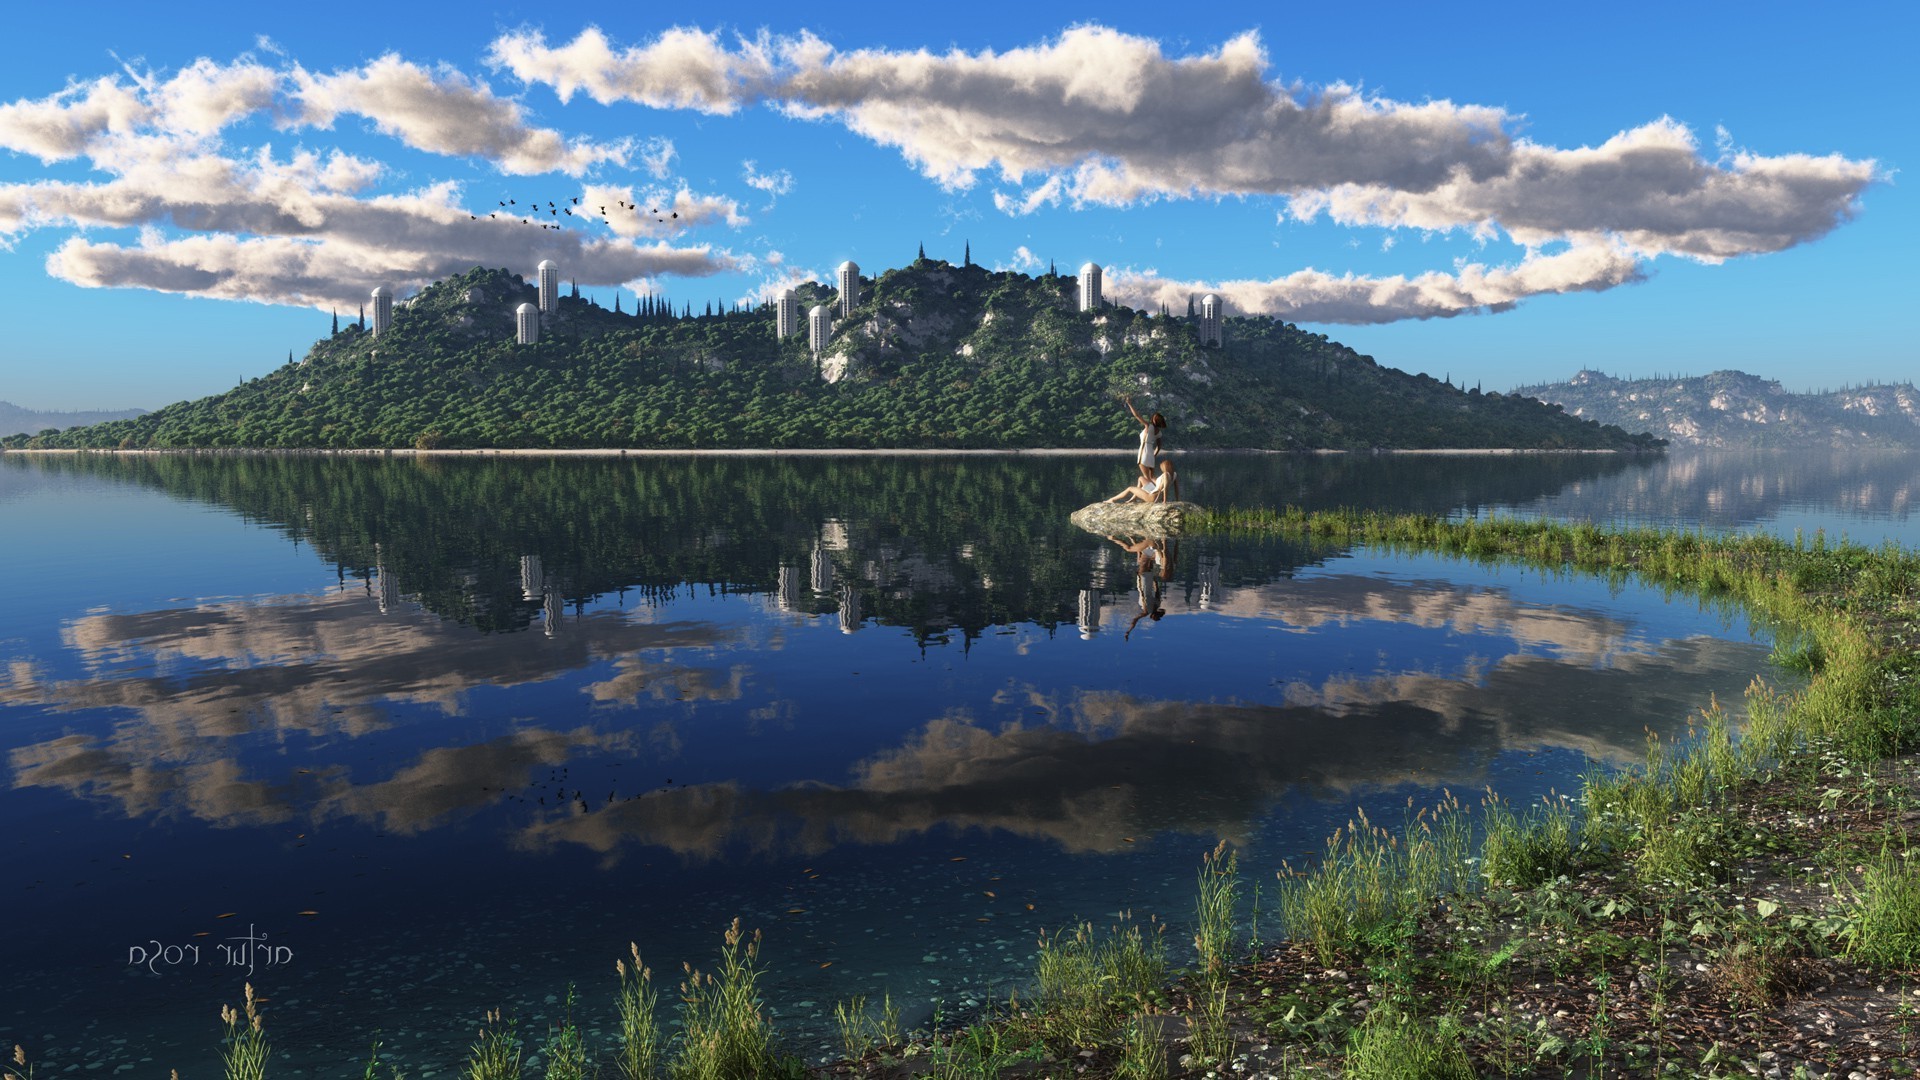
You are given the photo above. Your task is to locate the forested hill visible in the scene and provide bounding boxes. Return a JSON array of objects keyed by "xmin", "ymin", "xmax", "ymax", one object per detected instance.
[
  {"xmin": 1516, "ymin": 369, "xmax": 1920, "ymax": 449},
  {"xmin": 8, "ymin": 262, "xmax": 1660, "ymax": 451}
]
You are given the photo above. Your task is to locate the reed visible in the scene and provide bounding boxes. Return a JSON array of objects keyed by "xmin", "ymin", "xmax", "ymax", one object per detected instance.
[
  {"xmin": 1031, "ymin": 913, "xmax": 1167, "ymax": 1046},
  {"xmin": 218, "ymin": 983, "xmax": 271, "ymax": 1080},
  {"xmin": 1478, "ymin": 792, "xmax": 1577, "ymax": 888},
  {"xmin": 613, "ymin": 945, "xmax": 661, "ymax": 1080},
  {"xmin": 1343, "ymin": 1003, "xmax": 1474, "ymax": 1080},
  {"xmin": 1193, "ymin": 840, "xmax": 1240, "ymax": 985},
  {"xmin": 665, "ymin": 919, "xmax": 800, "ymax": 1080},
  {"xmin": 1844, "ymin": 852, "xmax": 1920, "ymax": 968},
  {"xmin": 464, "ymin": 1009, "xmax": 521, "ymax": 1080},
  {"xmin": 1113, "ymin": 1011, "xmax": 1167, "ymax": 1080}
]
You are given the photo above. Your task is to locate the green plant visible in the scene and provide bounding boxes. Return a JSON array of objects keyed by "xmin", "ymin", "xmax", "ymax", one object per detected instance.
[
  {"xmin": 666, "ymin": 919, "xmax": 798, "ymax": 1080},
  {"xmin": 5, "ymin": 1045, "xmax": 36, "ymax": 1080},
  {"xmin": 466, "ymin": 1009, "xmax": 522, "ymax": 1080},
  {"xmin": 539, "ymin": 984, "xmax": 591, "ymax": 1080},
  {"xmin": 614, "ymin": 944, "xmax": 661, "ymax": 1080},
  {"xmin": 1114, "ymin": 1011, "xmax": 1167, "ymax": 1080},
  {"xmin": 219, "ymin": 983, "xmax": 271, "ymax": 1080},
  {"xmin": 1480, "ymin": 793, "xmax": 1577, "ymax": 888},
  {"xmin": 1184, "ymin": 980, "xmax": 1231, "ymax": 1067},
  {"xmin": 1345, "ymin": 1004, "xmax": 1473, "ymax": 1080},
  {"xmin": 1195, "ymin": 840, "xmax": 1240, "ymax": 985},
  {"xmin": 832, "ymin": 996, "xmax": 871, "ymax": 1063},
  {"xmin": 1844, "ymin": 852, "xmax": 1920, "ymax": 967}
]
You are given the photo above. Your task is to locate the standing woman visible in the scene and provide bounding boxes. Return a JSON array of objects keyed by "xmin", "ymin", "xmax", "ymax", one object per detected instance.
[{"xmin": 1123, "ymin": 395, "xmax": 1168, "ymax": 484}]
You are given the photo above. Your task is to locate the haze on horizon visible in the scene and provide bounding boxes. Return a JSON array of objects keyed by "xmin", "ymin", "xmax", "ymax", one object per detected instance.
[{"xmin": 0, "ymin": 1, "xmax": 1906, "ymax": 411}]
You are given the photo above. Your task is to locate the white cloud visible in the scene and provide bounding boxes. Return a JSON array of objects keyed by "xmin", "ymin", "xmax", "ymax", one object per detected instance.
[
  {"xmin": 637, "ymin": 136, "xmax": 676, "ymax": 178},
  {"xmin": 0, "ymin": 76, "xmax": 149, "ymax": 162},
  {"xmin": 996, "ymin": 245, "xmax": 1041, "ymax": 273},
  {"xmin": 1105, "ymin": 242, "xmax": 1644, "ymax": 325},
  {"xmin": 741, "ymin": 159, "xmax": 794, "ymax": 206},
  {"xmin": 291, "ymin": 54, "xmax": 631, "ymax": 177},
  {"xmin": 485, "ymin": 25, "xmax": 772, "ymax": 113}
]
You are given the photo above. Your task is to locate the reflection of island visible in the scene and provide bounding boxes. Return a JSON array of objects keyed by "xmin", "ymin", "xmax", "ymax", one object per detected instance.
[{"xmin": 3, "ymin": 452, "xmax": 1642, "ymax": 642}]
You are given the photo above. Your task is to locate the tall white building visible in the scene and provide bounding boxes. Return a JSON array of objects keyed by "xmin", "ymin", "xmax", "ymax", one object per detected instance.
[
  {"xmin": 776, "ymin": 288, "xmax": 800, "ymax": 339},
  {"xmin": 1078, "ymin": 262, "xmax": 1102, "ymax": 312},
  {"xmin": 808, "ymin": 304, "xmax": 832, "ymax": 356},
  {"xmin": 836, "ymin": 261, "xmax": 861, "ymax": 317},
  {"xmin": 516, "ymin": 303, "xmax": 540, "ymax": 344},
  {"xmin": 537, "ymin": 260, "xmax": 559, "ymax": 316},
  {"xmin": 1199, "ymin": 293, "xmax": 1224, "ymax": 347},
  {"xmin": 370, "ymin": 285, "xmax": 394, "ymax": 337}
]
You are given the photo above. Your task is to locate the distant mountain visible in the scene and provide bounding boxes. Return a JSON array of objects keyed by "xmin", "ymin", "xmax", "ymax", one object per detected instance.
[
  {"xmin": 1514, "ymin": 370, "xmax": 1920, "ymax": 449},
  {"xmin": 5, "ymin": 263, "xmax": 1659, "ymax": 452},
  {"xmin": 0, "ymin": 401, "xmax": 149, "ymax": 438}
]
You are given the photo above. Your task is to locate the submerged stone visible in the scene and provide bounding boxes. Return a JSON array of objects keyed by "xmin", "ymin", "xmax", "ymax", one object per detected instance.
[{"xmin": 1068, "ymin": 501, "xmax": 1199, "ymax": 537}]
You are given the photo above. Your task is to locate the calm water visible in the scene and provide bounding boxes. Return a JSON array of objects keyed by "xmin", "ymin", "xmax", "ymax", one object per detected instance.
[{"xmin": 2, "ymin": 449, "xmax": 1912, "ymax": 1073}]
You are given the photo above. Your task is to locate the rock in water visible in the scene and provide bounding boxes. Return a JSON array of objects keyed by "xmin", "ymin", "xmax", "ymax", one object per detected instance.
[{"xmin": 1069, "ymin": 501, "xmax": 1198, "ymax": 537}]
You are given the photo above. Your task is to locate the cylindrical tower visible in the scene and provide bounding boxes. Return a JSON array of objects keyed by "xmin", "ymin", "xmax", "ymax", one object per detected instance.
[
  {"xmin": 370, "ymin": 285, "xmax": 394, "ymax": 337},
  {"xmin": 1078, "ymin": 262, "xmax": 1102, "ymax": 312},
  {"xmin": 516, "ymin": 302, "xmax": 540, "ymax": 344},
  {"xmin": 808, "ymin": 304, "xmax": 832, "ymax": 356},
  {"xmin": 836, "ymin": 261, "xmax": 861, "ymax": 317},
  {"xmin": 537, "ymin": 260, "xmax": 559, "ymax": 316},
  {"xmin": 776, "ymin": 288, "xmax": 800, "ymax": 339},
  {"xmin": 1199, "ymin": 293, "xmax": 1223, "ymax": 347}
]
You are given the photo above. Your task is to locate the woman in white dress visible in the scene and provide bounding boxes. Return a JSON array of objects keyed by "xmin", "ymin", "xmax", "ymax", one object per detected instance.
[{"xmin": 1123, "ymin": 395, "xmax": 1167, "ymax": 483}]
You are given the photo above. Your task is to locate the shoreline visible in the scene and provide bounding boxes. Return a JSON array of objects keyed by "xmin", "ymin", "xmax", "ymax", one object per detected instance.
[{"xmin": 0, "ymin": 445, "xmax": 1650, "ymax": 458}]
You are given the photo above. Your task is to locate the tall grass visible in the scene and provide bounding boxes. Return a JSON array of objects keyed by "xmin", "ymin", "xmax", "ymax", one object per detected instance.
[
  {"xmin": 665, "ymin": 919, "xmax": 797, "ymax": 1080},
  {"xmin": 218, "ymin": 983, "xmax": 271, "ymax": 1080},
  {"xmin": 1032, "ymin": 913, "xmax": 1167, "ymax": 1046},
  {"xmin": 1274, "ymin": 797, "xmax": 1473, "ymax": 965},
  {"xmin": 613, "ymin": 945, "xmax": 661, "ymax": 1080},
  {"xmin": 464, "ymin": 1009, "xmax": 521, "ymax": 1080},
  {"xmin": 1845, "ymin": 853, "xmax": 1920, "ymax": 968},
  {"xmin": 1479, "ymin": 792, "xmax": 1577, "ymax": 888},
  {"xmin": 1344, "ymin": 1004, "xmax": 1474, "ymax": 1080},
  {"xmin": 1194, "ymin": 840, "xmax": 1240, "ymax": 983}
]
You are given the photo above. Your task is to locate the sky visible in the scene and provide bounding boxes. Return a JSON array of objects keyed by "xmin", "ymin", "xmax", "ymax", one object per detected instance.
[{"xmin": 0, "ymin": 0, "xmax": 1910, "ymax": 411}]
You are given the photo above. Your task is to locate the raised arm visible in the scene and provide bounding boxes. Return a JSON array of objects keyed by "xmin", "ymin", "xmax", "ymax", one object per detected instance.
[{"xmin": 1122, "ymin": 395, "xmax": 1148, "ymax": 427}]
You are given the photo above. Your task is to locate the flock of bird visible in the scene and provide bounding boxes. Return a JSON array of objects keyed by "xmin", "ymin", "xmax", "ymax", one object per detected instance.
[{"xmin": 468, "ymin": 194, "xmax": 681, "ymax": 231}]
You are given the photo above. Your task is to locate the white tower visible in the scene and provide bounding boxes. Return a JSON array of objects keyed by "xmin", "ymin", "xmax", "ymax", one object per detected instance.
[
  {"xmin": 516, "ymin": 303, "xmax": 540, "ymax": 344},
  {"xmin": 1199, "ymin": 293, "xmax": 1224, "ymax": 347},
  {"xmin": 836, "ymin": 261, "xmax": 861, "ymax": 317},
  {"xmin": 370, "ymin": 285, "xmax": 393, "ymax": 337},
  {"xmin": 776, "ymin": 288, "xmax": 800, "ymax": 339},
  {"xmin": 1078, "ymin": 262, "xmax": 1102, "ymax": 312},
  {"xmin": 519, "ymin": 554, "xmax": 544, "ymax": 600},
  {"xmin": 808, "ymin": 304, "xmax": 832, "ymax": 356},
  {"xmin": 537, "ymin": 260, "xmax": 559, "ymax": 316}
]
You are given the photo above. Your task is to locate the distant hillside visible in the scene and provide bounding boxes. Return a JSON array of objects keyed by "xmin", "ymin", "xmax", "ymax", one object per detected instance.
[
  {"xmin": 1515, "ymin": 370, "xmax": 1920, "ymax": 449},
  {"xmin": 5, "ymin": 262, "xmax": 1659, "ymax": 452},
  {"xmin": 0, "ymin": 401, "xmax": 149, "ymax": 438}
]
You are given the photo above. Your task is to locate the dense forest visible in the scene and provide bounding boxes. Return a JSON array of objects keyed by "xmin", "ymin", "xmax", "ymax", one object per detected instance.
[{"xmin": 5, "ymin": 260, "xmax": 1662, "ymax": 451}]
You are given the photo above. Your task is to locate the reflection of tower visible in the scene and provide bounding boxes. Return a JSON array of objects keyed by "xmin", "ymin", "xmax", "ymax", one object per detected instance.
[
  {"xmin": 810, "ymin": 543, "xmax": 834, "ymax": 595},
  {"xmin": 516, "ymin": 303, "xmax": 540, "ymax": 344},
  {"xmin": 519, "ymin": 555, "xmax": 544, "ymax": 600},
  {"xmin": 837, "ymin": 585, "xmax": 862, "ymax": 634},
  {"xmin": 370, "ymin": 285, "xmax": 393, "ymax": 337},
  {"xmin": 1197, "ymin": 553, "xmax": 1222, "ymax": 608},
  {"xmin": 836, "ymin": 260, "xmax": 861, "ymax": 316},
  {"xmin": 375, "ymin": 542, "xmax": 397, "ymax": 614},
  {"xmin": 1077, "ymin": 588, "xmax": 1102, "ymax": 639},
  {"xmin": 537, "ymin": 260, "xmax": 559, "ymax": 317},
  {"xmin": 776, "ymin": 565, "xmax": 803, "ymax": 613},
  {"xmin": 1078, "ymin": 262, "xmax": 1102, "ymax": 312},
  {"xmin": 776, "ymin": 288, "xmax": 799, "ymax": 339},
  {"xmin": 543, "ymin": 585, "xmax": 563, "ymax": 637},
  {"xmin": 1198, "ymin": 293, "xmax": 1224, "ymax": 347}
]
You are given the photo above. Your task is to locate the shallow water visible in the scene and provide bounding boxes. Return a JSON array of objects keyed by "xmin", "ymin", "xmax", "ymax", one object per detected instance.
[{"xmin": 1, "ymin": 450, "xmax": 1908, "ymax": 1072}]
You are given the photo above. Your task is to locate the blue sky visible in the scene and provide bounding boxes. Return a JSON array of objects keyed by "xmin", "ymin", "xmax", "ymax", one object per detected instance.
[{"xmin": 0, "ymin": 0, "xmax": 1909, "ymax": 411}]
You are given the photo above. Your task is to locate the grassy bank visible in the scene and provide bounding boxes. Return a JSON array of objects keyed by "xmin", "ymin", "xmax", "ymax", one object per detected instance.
[{"xmin": 8, "ymin": 509, "xmax": 1919, "ymax": 1079}]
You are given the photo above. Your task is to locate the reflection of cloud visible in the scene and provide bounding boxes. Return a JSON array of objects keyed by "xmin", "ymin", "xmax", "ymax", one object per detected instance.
[
  {"xmin": 3, "ymin": 588, "xmax": 736, "ymax": 825},
  {"xmin": 1195, "ymin": 573, "xmax": 1650, "ymax": 667},
  {"xmin": 512, "ymin": 630, "xmax": 1769, "ymax": 863}
]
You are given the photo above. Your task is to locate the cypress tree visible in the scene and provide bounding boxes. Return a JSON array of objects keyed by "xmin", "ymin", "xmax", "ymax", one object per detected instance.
[
  {"xmin": 963, "ymin": 241, "xmax": 970, "ymax": 267},
  {"xmin": 918, "ymin": 242, "xmax": 926, "ymax": 261},
  {"xmin": 331, "ymin": 308, "xmax": 339, "ymax": 335},
  {"xmin": 358, "ymin": 304, "xmax": 365, "ymax": 330},
  {"xmin": 1187, "ymin": 295, "xmax": 1196, "ymax": 318},
  {"xmin": 614, "ymin": 294, "xmax": 622, "ymax": 314}
]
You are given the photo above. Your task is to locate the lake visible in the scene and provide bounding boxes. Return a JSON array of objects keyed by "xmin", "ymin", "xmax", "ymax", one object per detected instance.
[{"xmin": 2, "ymin": 449, "xmax": 1915, "ymax": 1074}]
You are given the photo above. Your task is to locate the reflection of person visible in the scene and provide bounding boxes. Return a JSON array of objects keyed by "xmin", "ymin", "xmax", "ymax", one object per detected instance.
[
  {"xmin": 1123, "ymin": 396, "xmax": 1168, "ymax": 483},
  {"xmin": 1106, "ymin": 459, "xmax": 1178, "ymax": 504},
  {"xmin": 1109, "ymin": 534, "xmax": 1173, "ymax": 639}
]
